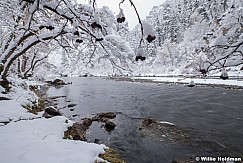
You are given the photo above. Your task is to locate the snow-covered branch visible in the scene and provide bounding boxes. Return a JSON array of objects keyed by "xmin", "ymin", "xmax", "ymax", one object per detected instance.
[{"xmin": 205, "ymin": 40, "xmax": 243, "ymax": 72}]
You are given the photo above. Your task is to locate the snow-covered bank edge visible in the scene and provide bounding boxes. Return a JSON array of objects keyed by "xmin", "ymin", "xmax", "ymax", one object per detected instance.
[
  {"xmin": 130, "ymin": 76, "xmax": 243, "ymax": 89},
  {"xmin": 0, "ymin": 78, "xmax": 106, "ymax": 163}
]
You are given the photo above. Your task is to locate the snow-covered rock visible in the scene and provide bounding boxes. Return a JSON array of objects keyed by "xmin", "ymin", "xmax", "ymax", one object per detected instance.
[{"xmin": 188, "ymin": 80, "xmax": 195, "ymax": 87}]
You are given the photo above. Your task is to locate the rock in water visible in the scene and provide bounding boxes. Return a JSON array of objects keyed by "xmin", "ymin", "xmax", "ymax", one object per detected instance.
[
  {"xmin": 52, "ymin": 79, "xmax": 65, "ymax": 85},
  {"xmin": 96, "ymin": 112, "xmax": 116, "ymax": 119},
  {"xmin": 67, "ymin": 104, "xmax": 77, "ymax": 108},
  {"xmin": 220, "ymin": 69, "xmax": 229, "ymax": 80},
  {"xmin": 43, "ymin": 106, "xmax": 61, "ymax": 118},
  {"xmin": 64, "ymin": 123, "xmax": 88, "ymax": 141},
  {"xmin": 81, "ymin": 118, "xmax": 92, "ymax": 127},
  {"xmin": 188, "ymin": 80, "xmax": 195, "ymax": 87},
  {"xmin": 140, "ymin": 118, "xmax": 156, "ymax": 128},
  {"xmin": 104, "ymin": 121, "xmax": 116, "ymax": 132},
  {"xmin": 0, "ymin": 97, "xmax": 11, "ymax": 101}
]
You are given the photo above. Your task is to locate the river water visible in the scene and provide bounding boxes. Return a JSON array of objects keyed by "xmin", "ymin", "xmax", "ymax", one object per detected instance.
[{"xmin": 47, "ymin": 77, "xmax": 243, "ymax": 163}]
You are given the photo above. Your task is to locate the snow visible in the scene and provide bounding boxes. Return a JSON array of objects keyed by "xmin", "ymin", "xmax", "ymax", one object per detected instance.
[
  {"xmin": 0, "ymin": 78, "xmax": 106, "ymax": 163},
  {"xmin": 142, "ymin": 21, "xmax": 155, "ymax": 36},
  {"xmin": 0, "ymin": 78, "xmax": 39, "ymax": 121},
  {"xmin": 133, "ymin": 76, "xmax": 243, "ymax": 87},
  {"xmin": 213, "ymin": 35, "xmax": 229, "ymax": 46},
  {"xmin": 159, "ymin": 121, "xmax": 175, "ymax": 126},
  {"xmin": 0, "ymin": 116, "xmax": 105, "ymax": 163},
  {"xmin": 117, "ymin": 8, "xmax": 125, "ymax": 18},
  {"xmin": 93, "ymin": 13, "xmax": 101, "ymax": 24},
  {"xmin": 136, "ymin": 47, "xmax": 145, "ymax": 56},
  {"xmin": 0, "ymin": 85, "xmax": 4, "ymax": 92},
  {"xmin": 0, "ymin": 117, "xmax": 10, "ymax": 123}
]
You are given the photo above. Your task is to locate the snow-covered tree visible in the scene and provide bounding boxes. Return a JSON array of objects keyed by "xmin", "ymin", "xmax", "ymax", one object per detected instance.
[
  {"xmin": 127, "ymin": 0, "xmax": 242, "ymax": 75},
  {"xmin": 0, "ymin": 0, "xmax": 156, "ymax": 90}
]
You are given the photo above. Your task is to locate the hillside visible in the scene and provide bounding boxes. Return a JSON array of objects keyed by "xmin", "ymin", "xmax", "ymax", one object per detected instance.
[{"xmin": 127, "ymin": 0, "xmax": 243, "ymax": 76}]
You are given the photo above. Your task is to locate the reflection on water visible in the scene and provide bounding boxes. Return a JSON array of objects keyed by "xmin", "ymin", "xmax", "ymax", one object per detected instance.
[{"xmin": 47, "ymin": 77, "xmax": 243, "ymax": 162}]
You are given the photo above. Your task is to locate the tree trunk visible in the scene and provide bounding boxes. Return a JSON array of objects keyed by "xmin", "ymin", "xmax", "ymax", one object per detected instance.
[{"xmin": 21, "ymin": 56, "xmax": 28, "ymax": 73}]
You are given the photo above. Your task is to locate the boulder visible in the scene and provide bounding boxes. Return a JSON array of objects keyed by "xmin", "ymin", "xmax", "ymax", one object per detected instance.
[
  {"xmin": 187, "ymin": 80, "xmax": 195, "ymax": 87},
  {"xmin": 43, "ymin": 106, "xmax": 61, "ymax": 118},
  {"xmin": 64, "ymin": 123, "xmax": 88, "ymax": 141},
  {"xmin": 81, "ymin": 118, "xmax": 92, "ymax": 127},
  {"xmin": 94, "ymin": 139, "xmax": 99, "ymax": 144},
  {"xmin": 104, "ymin": 121, "xmax": 116, "ymax": 132},
  {"xmin": 140, "ymin": 118, "xmax": 156, "ymax": 128},
  {"xmin": 96, "ymin": 112, "xmax": 116, "ymax": 119},
  {"xmin": 52, "ymin": 79, "xmax": 66, "ymax": 85},
  {"xmin": 45, "ymin": 80, "xmax": 53, "ymax": 84},
  {"xmin": 67, "ymin": 104, "xmax": 77, "ymax": 108},
  {"xmin": 0, "ymin": 97, "xmax": 11, "ymax": 101},
  {"xmin": 73, "ymin": 135, "xmax": 81, "ymax": 140}
]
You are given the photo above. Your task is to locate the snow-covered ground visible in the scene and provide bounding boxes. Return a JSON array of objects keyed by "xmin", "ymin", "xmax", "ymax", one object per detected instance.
[
  {"xmin": 132, "ymin": 76, "xmax": 243, "ymax": 87},
  {"xmin": 0, "ymin": 78, "xmax": 106, "ymax": 163}
]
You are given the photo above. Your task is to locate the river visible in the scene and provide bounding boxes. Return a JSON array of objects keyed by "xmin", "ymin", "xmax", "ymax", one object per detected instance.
[{"xmin": 47, "ymin": 77, "xmax": 243, "ymax": 163}]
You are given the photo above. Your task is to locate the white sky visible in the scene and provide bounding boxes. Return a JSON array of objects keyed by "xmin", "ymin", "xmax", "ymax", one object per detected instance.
[{"xmin": 78, "ymin": 0, "xmax": 166, "ymax": 29}]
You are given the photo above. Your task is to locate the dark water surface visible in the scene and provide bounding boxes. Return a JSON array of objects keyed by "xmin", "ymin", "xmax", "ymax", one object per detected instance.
[{"xmin": 47, "ymin": 77, "xmax": 243, "ymax": 162}]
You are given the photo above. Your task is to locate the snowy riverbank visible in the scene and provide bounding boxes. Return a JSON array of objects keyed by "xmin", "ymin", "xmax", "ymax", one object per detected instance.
[
  {"xmin": 0, "ymin": 78, "xmax": 106, "ymax": 163},
  {"xmin": 131, "ymin": 76, "xmax": 243, "ymax": 88}
]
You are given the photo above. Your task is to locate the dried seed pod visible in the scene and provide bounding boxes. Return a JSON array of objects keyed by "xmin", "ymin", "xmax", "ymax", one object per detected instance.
[
  {"xmin": 91, "ymin": 22, "xmax": 97, "ymax": 28},
  {"xmin": 117, "ymin": 18, "xmax": 122, "ymax": 23},
  {"xmin": 49, "ymin": 26, "xmax": 54, "ymax": 30},
  {"xmin": 91, "ymin": 22, "xmax": 102, "ymax": 29},
  {"xmin": 117, "ymin": 16, "xmax": 125, "ymax": 23},
  {"xmin": 96, "ymin": 24, "xmax": 102, "ymax": 29},
  {"xmin": 76, "ymin": 39, "xmax": 83, "ymax": 43},
  {"xmin": 141, "ymin": 56, "xmax": 146, "ymax": 61},
  {"xmin": 135, "ymin": 56, "xmax": 140, "ymax": 61},
  {"xmin": 121, "ymin": 17, "xmax": 125, "ymax": 23},
  {"xmin": 96, "ymin": 38, "xmax": 103, "ymax": 42},
  {"xmin": 220, "ymin": 69, "xmax": 229, "ymax": 80},
  {"xmin": 199, "ymin": 69, "xmax": 207, "ymax": 74},
  {"xmin": 39, "ymin": 25, "xmax": 45, "ymax": 30},
  {"xmin": 146, "ymin": 35, "xmax": 156, "ymax": 43},
  {"xmin": 220, "ymin": 75, "xmax": 229, "ymax": 80},
  {"xmin": 91, "ymin": 14, "xmax": 102, "ymax": 29},
  {"xmin": 135, "ymin": 56, "xmax": 146, "ymax": 61},
  {"xmin": 74, "ymin": 31, "xmax": 79, "ymax": 36},
  {"xmin": 46, "ymin": 26, "xmax": 54, "ymax": 30},
  {"xmin": 117, "ymin": 9, "xmax": 125, "ymax": 23}
]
